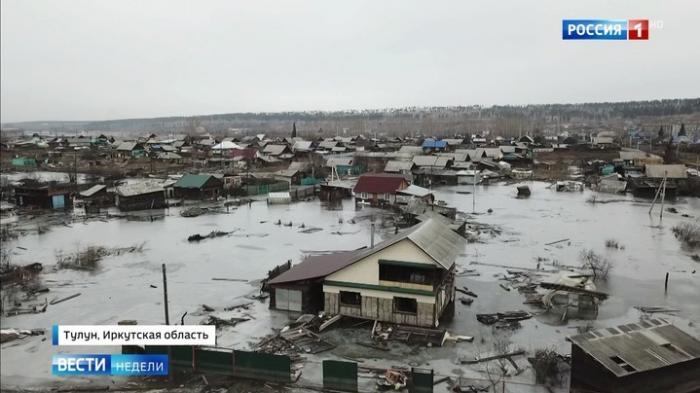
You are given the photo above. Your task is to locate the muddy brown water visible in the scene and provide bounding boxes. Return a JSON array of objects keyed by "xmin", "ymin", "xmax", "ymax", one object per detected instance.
[{"xmin": 1, "ymin": 181, "xmax": 698, "ymax": 390}]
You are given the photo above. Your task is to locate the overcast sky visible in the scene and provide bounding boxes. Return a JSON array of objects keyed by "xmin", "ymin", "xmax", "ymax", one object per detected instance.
[{"xmin": 1, "ymin": 0, "xmax": 699, "ymax": 122}]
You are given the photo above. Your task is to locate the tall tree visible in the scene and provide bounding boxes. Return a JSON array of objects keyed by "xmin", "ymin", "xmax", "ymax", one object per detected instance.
[
  {"xmin": 291, "ymin": 122, "xmax": 297, "ymax": 138},
  {"xmin": 679, "ymin": 123, "xmax": 686, "ymax": 136},
  {"xmin": 657, "ymin": 125, "xmax": 665, "ymax": 139}
]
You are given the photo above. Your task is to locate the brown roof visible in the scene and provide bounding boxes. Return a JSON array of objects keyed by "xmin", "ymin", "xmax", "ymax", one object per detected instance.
[
  {"xmin": 268, "ymin": 218, "xmax": 465, "ymax": 285},
  {"xmin": 268, "ymin": 249, "xmax": 367, "ymax": 285},
  {"xmin": 353, "ymin": 173, "xmax": 408, "ymax": 194}
]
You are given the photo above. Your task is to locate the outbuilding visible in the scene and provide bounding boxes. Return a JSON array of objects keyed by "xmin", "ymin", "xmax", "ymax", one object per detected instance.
[{"xmin": 173, "ymin": 174, "xmax": 223, "ymax": 199}]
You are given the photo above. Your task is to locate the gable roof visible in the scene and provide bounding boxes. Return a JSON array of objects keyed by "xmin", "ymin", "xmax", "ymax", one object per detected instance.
[
  {"xmin": 412, "ymin": 155, "xmax": 452, "ymax": 168},
  {"xmin": 568, "ymin": 318, "xmax": 700, "ymax": 377},
  {"xmin": 116, "ymin": 141, "xmax": 141, "ymax": 151},
  {"xmin": 422, "ymin": 138, "xmax": 448, "ymax": 149},
  {"xmin": 353, "ymin": 173, "xmax": 408, "ymax": 194},
  {"xmin": 263, "ymin": 144, "xmax": 290, "ymax": 156},
  {"xmin": 268, "ymin": 218, "xmax": 465, "ymax": 285},
  {"xmin": 326, "ymin": 156, "xmax": 353, "ymax": 167},
  {"xmin": 384, "ymin": 160, "xmax": 414, "ymax": 172},
  {"xmin": 174, "ymin": 174, "xmax": 218, "ymax": 189},
  {"xmin": 397, "ymin": 184, "xmax": 433, "ymax": 198}
]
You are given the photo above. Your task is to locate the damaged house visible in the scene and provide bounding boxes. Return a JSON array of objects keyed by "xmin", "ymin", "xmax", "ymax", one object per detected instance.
[
  {"xmin": 115, "ymin": 182, "xmax": 166, "ymax": 211},
  {"xmin": 267, "ymin": 218, "xmax": 465, "ymax": 327},
  {"xmin": 14, "ymin": 181, "xmax": 73, "ymax": 209},
  {"xmin": 568, "ymin": 319, "xmax": 700, "ymax": 393}
]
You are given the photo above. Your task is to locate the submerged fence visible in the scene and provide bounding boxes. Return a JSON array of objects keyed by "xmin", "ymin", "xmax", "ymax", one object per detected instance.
[
  {"xmin": 126, "ymin": 345, "xmax": 292, "ymax": 383},
  {"xmin": 123, "ymin": 345, "xmax": 441, "ymax": 392}
]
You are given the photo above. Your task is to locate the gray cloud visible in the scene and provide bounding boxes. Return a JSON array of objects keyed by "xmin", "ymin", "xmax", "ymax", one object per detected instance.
[{"xmin": 2, "ymin": 0, "xmax": 699, "ymax": 122}]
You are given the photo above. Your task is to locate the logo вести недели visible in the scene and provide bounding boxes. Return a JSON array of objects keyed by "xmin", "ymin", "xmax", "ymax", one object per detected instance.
[
  {"xmin": 563, "ymin": 19, "xmax": 650, "ymax": 40},
  {"xmin": 52, "ymin": 354, "xmax": 169, "ymax": 376}
]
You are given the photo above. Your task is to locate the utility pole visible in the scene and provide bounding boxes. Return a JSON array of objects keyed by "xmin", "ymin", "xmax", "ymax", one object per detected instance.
[{"xmin": 162, "ymin": 264, "xmax": 170, "ymax": 325}]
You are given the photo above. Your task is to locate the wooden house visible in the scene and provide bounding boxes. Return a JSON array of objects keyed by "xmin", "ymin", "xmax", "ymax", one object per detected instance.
[
  {"xmin": 173, "ymin": 174, "xmax": 223, "ymax": 200},
  {"xmin": 267, "ymin": 218, "xmax": 465, "ymax": 327}
]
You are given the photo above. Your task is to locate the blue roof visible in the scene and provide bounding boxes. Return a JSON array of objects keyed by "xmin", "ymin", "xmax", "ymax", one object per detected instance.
[{"xmin": 422, "ymin": 138, "xmax": 447, "ymax": 149}]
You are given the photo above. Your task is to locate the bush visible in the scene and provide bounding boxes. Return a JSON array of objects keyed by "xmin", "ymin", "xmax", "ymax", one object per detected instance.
[{"xmin": 672, "ymin": 223, "xmax": 700, "ymax": 249}]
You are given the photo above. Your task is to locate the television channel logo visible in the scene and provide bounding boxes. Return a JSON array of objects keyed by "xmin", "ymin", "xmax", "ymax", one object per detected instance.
[
  {"xmin": 562, "ymin": 19, "xmax": 650, "ymax": 40},
  {"xmin": 52, "ymin": 354, "xmax": 168, "ymax": 376}
]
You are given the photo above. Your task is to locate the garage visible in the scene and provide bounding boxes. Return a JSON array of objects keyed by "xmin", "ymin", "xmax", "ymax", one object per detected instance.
[{"xmin": 273, "ymin": 288, "xmax": 302, "ymax": 312}]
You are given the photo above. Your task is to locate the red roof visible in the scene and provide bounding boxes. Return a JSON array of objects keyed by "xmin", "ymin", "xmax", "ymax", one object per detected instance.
[
  {"xmin": 353, "ymin": 173, "xmax": 408, "ymax": 194},
  {"xmin": 231, "ymin": 148, "xmax": 257, "ymax": 160}
]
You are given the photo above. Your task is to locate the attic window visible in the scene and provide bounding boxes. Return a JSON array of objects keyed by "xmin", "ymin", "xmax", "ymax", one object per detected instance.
[{"xmin": 610, "ymin": 356, "xmax": 636, "ymax": 373}]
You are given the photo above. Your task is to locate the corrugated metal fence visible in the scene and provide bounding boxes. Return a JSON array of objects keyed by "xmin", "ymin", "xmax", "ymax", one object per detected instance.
[
  {"xmin": 130, "ymin": 345, "xmax": 292, "ymax": 383},
  {"xmin": 245, "ymin": 181, "xmax": 290, "ymax": 196}
]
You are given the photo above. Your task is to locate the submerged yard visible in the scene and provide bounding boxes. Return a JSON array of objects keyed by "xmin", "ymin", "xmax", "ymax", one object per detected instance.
[{"xmin": 1, "ymin": 181, "xmax": 699, "ymax": 391}]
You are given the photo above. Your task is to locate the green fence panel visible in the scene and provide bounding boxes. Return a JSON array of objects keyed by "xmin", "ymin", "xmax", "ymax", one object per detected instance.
[
  {"xmin": 323, "ymin": 360, "xmax": 357, "ymax": 392},
  {"xmin": 171, "ymin": 346, "xmax": 194, "ymax": 370},
  {"xmin": 410, "ymin": 368, "xmax": 434, "ymax": 393},
  {"xmin": 233, "ymin": 350, "xmax": 291, "ymax": 382},
  {"xmin": 195, "ymin": 347, "xmax": 234, "ymax": 375},
  {"xmin": 144, "ymin": 345, "xmax": 169, "ymax": 355}
]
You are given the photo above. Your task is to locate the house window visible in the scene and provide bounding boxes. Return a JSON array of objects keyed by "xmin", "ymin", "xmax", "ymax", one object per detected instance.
[
  {"xmin": 339, "ymin": 291, "xmax": 361, "ymax": 307},
  {"xmin": 394, "ymin": 297, "xmax": 417, "ymax": 314},
  {"xmin": 379, "ymin": 263, "xmax": 435, "ymax": 285}
]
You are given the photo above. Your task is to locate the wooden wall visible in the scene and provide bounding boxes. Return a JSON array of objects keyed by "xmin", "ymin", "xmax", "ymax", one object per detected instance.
[{"xmin": 324, "ymin": 292, "xmax": 436, "ymax": 327}]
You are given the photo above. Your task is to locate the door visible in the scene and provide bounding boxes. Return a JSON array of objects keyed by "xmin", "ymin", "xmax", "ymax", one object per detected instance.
[{"xmin": 275, "ymin": 288, "xmax": 302, "ymax": 312}]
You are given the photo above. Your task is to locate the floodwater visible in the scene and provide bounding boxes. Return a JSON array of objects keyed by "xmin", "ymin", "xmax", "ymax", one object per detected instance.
[{"xmin": 1, "ymin": 181, "xmax": 699, "ymax": 391}]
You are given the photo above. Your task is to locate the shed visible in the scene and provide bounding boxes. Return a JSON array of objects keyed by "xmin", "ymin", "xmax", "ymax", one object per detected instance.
[
  {"xmin": 267, "ymin": 192, "xmax": 292, "ymax": 205},
  {"xmin": 173, "ymin": 174, "xmax": 223, "ymax": 199},
  {"xmin": 115, "ymin": 183, "xmax": 166, "ymax": 211}
]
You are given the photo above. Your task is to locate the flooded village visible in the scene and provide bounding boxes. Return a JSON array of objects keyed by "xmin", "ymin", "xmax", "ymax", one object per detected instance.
[{"xmin": 2, "ymin": 125, "xmax": 700, "ymax": 393}]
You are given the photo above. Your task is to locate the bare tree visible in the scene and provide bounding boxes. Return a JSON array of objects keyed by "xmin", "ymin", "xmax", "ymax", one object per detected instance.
[{"xmin": 579, "ymin": 249, "xmax": 612, "ymax": 281}]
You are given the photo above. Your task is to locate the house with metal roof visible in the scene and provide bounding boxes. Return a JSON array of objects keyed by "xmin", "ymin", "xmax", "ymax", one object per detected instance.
[
  {"xmin": 268, "ymin": 218, "xmax": 465, "ymax": 327},
  {"xmin": 173, "ymin": 174, "xmax": 223, "ymax": 200},
  {"xmin": 384, "ymin": 160, "xmax": 415, "ymax": 174},
  {"xmin": 353, "ymin": 173, "xmax": 409, "ymax": 206},
  {"xmin": 568, "ymin": 318, "xmax": 700, "ymax": 393},
  {"xmin": 115, "ymin": 182, "xmax": 166, "ymax": 211},
  {"xmin": 421, "ymin": 138, "xmax": 448, "ymax": 152}
]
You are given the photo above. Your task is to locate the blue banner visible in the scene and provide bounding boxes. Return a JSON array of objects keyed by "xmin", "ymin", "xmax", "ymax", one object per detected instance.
[
  {"xmin": 563, "ymin": 19, "xmax": 628, "ymax": 40},
  {"xmin": 52, "ymin": 354, "xmax": 168, "ymax": 376}
]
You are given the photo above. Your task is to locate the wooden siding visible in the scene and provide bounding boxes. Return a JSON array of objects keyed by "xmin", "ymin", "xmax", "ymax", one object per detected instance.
[{"xmin": 325, "ymin": 292, "xmax": 436, "ymax": 327}]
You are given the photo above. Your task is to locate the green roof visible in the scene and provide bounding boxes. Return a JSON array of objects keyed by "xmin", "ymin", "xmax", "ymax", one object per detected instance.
[{"xmin": 174, "ymin": 174, "xmax": 216, "ymax": 189}]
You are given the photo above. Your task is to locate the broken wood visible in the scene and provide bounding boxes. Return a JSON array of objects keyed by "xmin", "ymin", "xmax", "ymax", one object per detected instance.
[
  {"xmin": 319, "ymin": 314, "xmax": 342, "ymax": 332},
  {"xmin": 539, "ymin": 282, "xmax": 609, "ymax": 300},
  {"xmin": 50, "ymin": 292, "xmax": 81, "ymax": 305},
  {"xmin": 460, "ymin": 349, "xmax": 526, "ymax": 364},
  {"xmin": 545, "ymin": 238, "xmax": 570, "ymax": 246}
]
